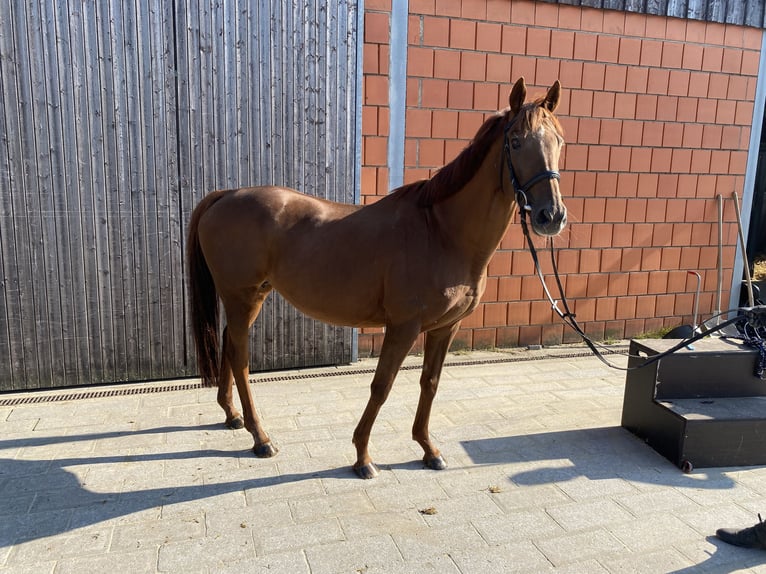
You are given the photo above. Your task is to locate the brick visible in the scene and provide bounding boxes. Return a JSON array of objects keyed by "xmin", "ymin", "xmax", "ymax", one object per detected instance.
[
  {"xmin": 578, "ymin": 117, "xmax": 600, "ymax": 144},
  {"xmin": 716, "ymin": 100, "xmax": 736, "ymax": 124},
  {"xmin": 476, "ymin": 22, "xmax": 502, "ymax": 52},
  {"xmin": 433, "ymin": 50, "xmax": 461, "ymax": 79},
  {"xmin": 604, "ymin": 65, "xmax": 627, "ymax": 92},
  {"xmin": 551, "ymin": 30, "xmax": 575, "ymax": 59},
  {"xmin": 645, "ymin": 15, "xmax": 666, "ymax": 39},
  {"xmin": 722, "ymin": 48, "xmax": 743, "ymax": 74},
  {"xmin": 574, "ymin": 32, "xmax": 598, "ymax": 60},
  {"xmin": 408, "ymin": 47, "xmax": 434, "ymax": 77},
  {"xmin": 705, "ymin": 21, "xmax": 726, "ymax": 45},
  {"xmin": 511, "ymin": 0, "xmax": 536, "ymax": 24},
  {"xmin": 614, "ymin": 93, "xmax": 637, "ymax": 120},
  {"xmin": 537, "ymin": 59, "xmax": 560, "ymax": 87},
  {"xmin": 640, "ymin": 39, "xmax": 663, "ymax": 66},
  {"xmin": 601, "ymin": 120, "xmax": 623, "ymax": 146},
  {"xmin": 405, "ymin": 109, "xmax": 432, "ymax": 137},
  {"xmin": 671, "ymin": 149, "xmax": 692, "ymax": 173},
  {"xmin": 474, "ymin": 83, "xmax": 499, "ymax": 111},
  {"xmin": 461, "ymin": 0, "xmax": 487, "ymax": 19},
  {"xmin": 618, "ymin": 37, "xmax": 641, "ymax": 65},
  {"xmin": 365, "ymin": 12, "xmax": 390, "ymax": 44},
  {"xmin": 682, "ymin": 44, "xmax": 704, "ymax": 70},
  {"xmin": 735, "ymin": 101, "xmax": 755, "ymax": 125},
  {"xmin": 410, "ymin": 0, "xmax": 435, "ymax": 14},
  {"xmin": 450, "ymin": 20, "xmax": 476, "ymax": 50},
  {"xmin": 701, "ymin": 124, "xmax": 723, "ymax": 148},
  {"xmin": 635, "ymin": 94, "xmax": 657, "ymax": 120},
  {"xmin": 487, "ymin": 0, "xmax": 511, "ymax": 22},
  {"xmin": 665, "ymin": 18, "xmax": 686, "ymax": 42},
  {"xmin": 501, "ymin": 25, "xmax": 528, "ymax": 55},
  {"xmin": 702, "ymin": 46, "xmax": 724, "ymax": 72},
  {"xmin": 423, "ymin": 16, "xmax": 450, "ymax": 47},
  {"xmin": 365, "ymin": 75, "xmax": 388, "ymax": 105},
  {"xmin": 667, "ymin": 70, "xmax": 690, "ymax": 96},
  {"xmin": 661, "ymin": 41, "xmax": 684, "ymax": 68},
  {"xmin": 457, "ymin": 111, "xmax": 484, "ymax": 138},
  {"xmin": 657, "ymin": 174, "xmax": 680, "ymax": 198},
  {"xmin": 430, "ymin": 110, "xmax": 458, "ymax": 138},
  {"xmin": 625, "ymin": 12, "xmax": 647, "ymax": 37},
  {"xmin": 363, "ymin": 136, "xmax": 387, "ymax": 165},
  {"xmin": 422, "ymin": 78, "xmax": 448, "ymax": 108},
  {"xmin": 460, "ymin": 52, "xmax": 486, "ymax": 81},
  {"xmin": 569, "ymin": 90, "xmax": 593, "ymax": 117},
  {"xmin": 631, "ymin": 148, "xmax": 652, "ymax": 172},
  {"xmin": 511, "ymin": 56, "xmax": 537, "ymax": 86},
  {"xmin": 625, "ymin": 67, "xmax": 648, "ymax": 93},
  {"xmin": 647, "ymin": 69, "xmax": 670, "ymax": 95},
  {"xmin": 742, "ymin": 50, "xmax": 760, "ymax": 76},
  {"xmin": 527, "ymin": 28, "xmax": 551, "ymax": 57},
  {"xmin": 435, "ymin": 0, "xmax": 461, "ymax": 17},
  {"xmin": 559, "ymin": 60, "xmax": 584, "ymax": 90},
  {"xmin": 419, "ymin": 139, "xmax": 445, "ymax": 166},
  {"xmin": 486, "ymin": 53, "xmax": 513, "ymax": 83},
  {"xmin": 582, "ymin": 63, "xmax": 606, "ymax": 90},
  {"xmin": 617, "ymin": 172, "xmax": 639, "ymax": 196}
]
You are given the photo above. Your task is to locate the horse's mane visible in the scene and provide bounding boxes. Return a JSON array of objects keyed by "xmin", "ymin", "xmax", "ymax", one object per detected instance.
[{"xmin": 393, "ymin": 98, "xmax": 562, "ymax": 208}]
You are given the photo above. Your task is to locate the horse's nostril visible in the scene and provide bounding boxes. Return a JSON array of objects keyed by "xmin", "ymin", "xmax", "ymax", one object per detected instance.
[{"xmin": 536, "ymin": 209, "xmax": 553, "ymax": 226}]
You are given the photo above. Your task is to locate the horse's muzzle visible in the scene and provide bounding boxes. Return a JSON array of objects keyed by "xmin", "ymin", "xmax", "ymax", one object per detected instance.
[{"xmin": 531, "ymin": 205, "xmax": 567, "ymax": 237}]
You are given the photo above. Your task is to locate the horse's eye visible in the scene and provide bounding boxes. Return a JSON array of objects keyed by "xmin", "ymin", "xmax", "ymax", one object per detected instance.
[{"xmin": 511, "ymin": 137, "xmax": 521, "ymax": 149}]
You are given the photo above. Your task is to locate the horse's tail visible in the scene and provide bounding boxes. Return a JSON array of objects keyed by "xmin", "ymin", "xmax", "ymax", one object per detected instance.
[{"xmin": 186, "ymin": 190, "xmax": 227, "ymax": 387}]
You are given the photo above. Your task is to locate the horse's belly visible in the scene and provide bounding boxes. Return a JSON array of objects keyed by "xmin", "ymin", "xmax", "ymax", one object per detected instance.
[{"xmin": 271, "ymin": 279, "xmax": 386, "ymax": 328}]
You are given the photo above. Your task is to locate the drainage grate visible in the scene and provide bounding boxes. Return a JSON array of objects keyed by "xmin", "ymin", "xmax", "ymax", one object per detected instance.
[{"xmin": 0, "ymin": 347, "xmax": 626, "ymax": 407}]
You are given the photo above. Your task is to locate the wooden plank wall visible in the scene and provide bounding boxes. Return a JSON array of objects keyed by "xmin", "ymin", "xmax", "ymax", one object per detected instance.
[
  {"xmin": 0, "ymin": 0, "xmax": 358, "ymax": 391},
  {"xmin": 554, "ymin": 0, "xmax": 766, "ymax": 28}
]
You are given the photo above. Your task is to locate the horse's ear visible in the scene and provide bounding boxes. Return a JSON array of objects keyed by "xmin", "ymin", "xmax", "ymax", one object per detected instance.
[
  {"xmin": 542, "ymin": 80, "xmax": 561, "ymax": 112},
  {"xmin": 509, "ymin": 77, "xmax": 526, "ymax": 114}
]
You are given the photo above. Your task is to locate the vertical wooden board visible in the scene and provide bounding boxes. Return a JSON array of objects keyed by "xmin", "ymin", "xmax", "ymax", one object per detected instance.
[
  {"xmin": 0, "ymin": 0, "xmax": 21, "ymax": 390},
  {"xmin": 69, "ymin": 1, "xmax": 108, "ymax": 385},
  {"xmin": 53, "ymin": 0, "xmax": 92, "ymax": 386},
  {"xmin": 107, "ymin": 0, "xmax": 142, "ymax": 381},
  {"xmin": 96, "ymin": 0, "xmax": 128, "ymax": 382},
  {"xmin": 38, "ymin": 0, "xmax": 81, "ymax": 387},
  {"xmin": 3, "ymin": 0, "xmax": 45, "ymax": 389}
]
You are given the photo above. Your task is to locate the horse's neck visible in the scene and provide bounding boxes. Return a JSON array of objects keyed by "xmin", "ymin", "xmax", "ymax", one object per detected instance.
[{"xmin": 432, "ymin": 140, "xmax": 515, "ymax": 274}]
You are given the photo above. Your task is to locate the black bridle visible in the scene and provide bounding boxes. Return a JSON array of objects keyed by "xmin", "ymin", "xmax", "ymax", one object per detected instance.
[{"xmin": 502, "ymin": 120, "xmax": 560, "ymax": 216}]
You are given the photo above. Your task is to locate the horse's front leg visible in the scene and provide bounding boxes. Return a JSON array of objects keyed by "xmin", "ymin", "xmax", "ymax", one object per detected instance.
[
  {"xmin": 412, "ymin": 322, "xmax": 460, "ymax": 470},
  {"xmin": 217, "ymin": 327, "xmax": 245, "ymax": 429},
  {"xmin": 352, "ymin": 322, "xmax": 420, "ymax": 479}
]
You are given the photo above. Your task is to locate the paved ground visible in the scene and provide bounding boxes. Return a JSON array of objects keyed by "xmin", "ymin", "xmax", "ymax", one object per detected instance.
[{"xmin": 1, "ymin": 345, "xmax": 765, "ymax": 573}]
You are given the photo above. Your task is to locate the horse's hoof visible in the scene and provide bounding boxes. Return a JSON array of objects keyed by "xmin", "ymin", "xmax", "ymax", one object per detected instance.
[
  {"xmin": 226, "ymin": 416, "xmax": 245, "ymax": 430},
  {"xmin": 253, "ymin": 442, "xmax": 278, "ymax": 458},
  {"xmin": 424, "ymin": 454, "xmax": 447, "ymax": 471},
  {"xmin": 353, "ymin": 462, "xmax": 380, "ymax": 480}
]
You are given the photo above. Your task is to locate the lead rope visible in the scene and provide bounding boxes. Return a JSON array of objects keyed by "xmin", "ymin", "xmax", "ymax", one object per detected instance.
[{"xmin": 515, "ymin": 188, "xmax": 743, "ymax": 372}]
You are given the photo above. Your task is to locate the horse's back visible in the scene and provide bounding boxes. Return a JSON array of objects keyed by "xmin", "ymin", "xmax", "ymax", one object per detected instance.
[{"xmin": 195, "ymin": 186, "xmax": 391, "ymax": 326}]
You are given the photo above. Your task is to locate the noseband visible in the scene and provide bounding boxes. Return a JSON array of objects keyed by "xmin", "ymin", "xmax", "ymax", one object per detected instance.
[{"xmin": 501, "ymin": 119, "xmax": 560, "ymax": 213}]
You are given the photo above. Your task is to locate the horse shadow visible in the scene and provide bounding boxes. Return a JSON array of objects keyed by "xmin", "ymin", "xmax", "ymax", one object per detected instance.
[
  {"xmin": 0, "ymin": 424, "xmax": 358, "ymax": 549},
  {"xmin": 460, "ymin": 426, "xmax": 741, "ymax": 489}
]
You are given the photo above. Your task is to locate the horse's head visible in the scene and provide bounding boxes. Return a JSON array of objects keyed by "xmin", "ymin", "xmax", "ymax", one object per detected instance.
[{"xmin": 503, "ymin": 77, "xmax": 567, "ymax": 237}]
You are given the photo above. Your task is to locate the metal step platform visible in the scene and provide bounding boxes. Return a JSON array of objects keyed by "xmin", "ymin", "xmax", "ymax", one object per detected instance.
[{"xmin": 621, "ymin": 338, "xmax": 766, "ymax": 471}]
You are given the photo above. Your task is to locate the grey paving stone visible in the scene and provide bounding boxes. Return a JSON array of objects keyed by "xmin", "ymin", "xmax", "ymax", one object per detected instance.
[
  {"xmin": 304, "ymin": 535, "xmax": 403, "ymax": 574},
  {"xmin": 55, "ymin": 548, "xmax": 156, "ymax": 574},
  {"xmin": 393, "ymin": 523, "xmax": 487, "ymax": 561},
  {"xmin": 252, "ymin": 518, "xmax": 344, "ymax": 554},
  {"xmin": 449, "ymin": 540, "xmax": 553, "ymax": 573}
]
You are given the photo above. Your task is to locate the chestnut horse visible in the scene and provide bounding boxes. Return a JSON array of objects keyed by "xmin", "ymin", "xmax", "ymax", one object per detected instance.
[{"xmin": 187, "ymin": 77, "xmax": 567, "ymax": 479}]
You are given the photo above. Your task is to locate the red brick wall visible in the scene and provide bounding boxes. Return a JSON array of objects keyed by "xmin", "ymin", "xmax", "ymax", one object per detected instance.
[{"xmin": 360, "ymin": 0, "xmax": 763, "ymax": 356}]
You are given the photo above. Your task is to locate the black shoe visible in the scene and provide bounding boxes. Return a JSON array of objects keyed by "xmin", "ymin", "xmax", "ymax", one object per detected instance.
[{"xmin": 716, "ymin": 513, "xmax": 766, "ymax": 549}]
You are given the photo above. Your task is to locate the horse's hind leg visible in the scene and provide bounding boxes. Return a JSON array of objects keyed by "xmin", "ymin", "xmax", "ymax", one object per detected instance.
[
  {"xmin": 221, "ymin": 287, "xmax": 277, "ymax": 457},
  {"xmin": 412, "ymin": 322, "xmax": 460, "ymax": 471},
  {"xmin": 352, "ymin": 322, "xmax": 420, "ymax": 479},
  {"xmin": 217, "ymin": 327, "xmax": 244, "ymax": 429}
]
